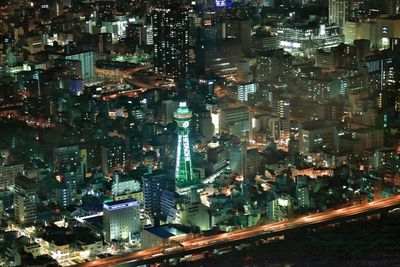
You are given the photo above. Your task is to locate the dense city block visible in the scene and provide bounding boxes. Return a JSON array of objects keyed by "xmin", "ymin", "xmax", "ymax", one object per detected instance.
[{"xmin": 0, "ymin": 0, "xmax": 399, "ymax": 266}]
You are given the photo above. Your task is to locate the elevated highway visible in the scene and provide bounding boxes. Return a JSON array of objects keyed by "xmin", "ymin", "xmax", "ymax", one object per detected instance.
[{"xmin": 75, "ymin": 195, "xmax": 400, "ymax": 267}]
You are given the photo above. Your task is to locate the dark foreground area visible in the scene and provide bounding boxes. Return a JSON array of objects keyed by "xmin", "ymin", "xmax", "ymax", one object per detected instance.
[{"xmin": 178, "ymin": 212, "xmax": 400, "ymax": 267}]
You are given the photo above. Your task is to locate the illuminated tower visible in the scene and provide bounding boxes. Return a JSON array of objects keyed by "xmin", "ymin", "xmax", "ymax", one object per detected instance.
[{"xmin": 174, "ymin": 102, "xmax": 194, "ymax": 186}]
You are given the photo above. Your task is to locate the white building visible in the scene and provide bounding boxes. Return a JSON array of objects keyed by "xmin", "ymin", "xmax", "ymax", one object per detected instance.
[
  {"xmin": 65, "ymin": 50, "xmax": 95, "ymax": 82},
  {"xmin": 177, "ymin": 202, "xmax": 211, "ymax": 231},
  {"xmin": 111, "ymin": 173, "xmax": 141, "ymax": 196},
  {"xmin": 237, "ymin": 82, "xmax": 257, "ymax": 102},
  {"xmin": 103, "ymin": 199, "xmax": 140, "ymax": 242}
]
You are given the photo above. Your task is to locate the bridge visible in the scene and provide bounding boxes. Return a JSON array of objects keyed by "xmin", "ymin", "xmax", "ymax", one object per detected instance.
[
  {"xmin": 75, "ymin": 194, "xmax": 400, "ymax": 267},
  {"xmin": 123, "ymin": 64, "xmax": 156, "ymax": 89}
]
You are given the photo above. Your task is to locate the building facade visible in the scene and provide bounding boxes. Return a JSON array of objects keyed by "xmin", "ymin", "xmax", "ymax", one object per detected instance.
[
  {"xmin": 103, "ymin": 199, "xmax": 140, "ymax": 242},
  {"xmin": 14, "ymin": 176, "xmax": 38, "ymax": 225},
  {"xmin": 152, "ymin": 5, "xmax": 189, "ymax": 79}
]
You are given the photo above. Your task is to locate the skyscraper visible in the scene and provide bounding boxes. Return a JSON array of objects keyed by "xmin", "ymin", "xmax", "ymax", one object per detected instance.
[
  {"xmin": 152, "ymin": 5, "xmax": 189, "ymax": 79},
  {"xmin": 174, "ymin": 102, "xmax": 194, "ymax": 186},
  {"xmin": 329, "ymin": 0, "xmax": 346, "ymax": 31}
]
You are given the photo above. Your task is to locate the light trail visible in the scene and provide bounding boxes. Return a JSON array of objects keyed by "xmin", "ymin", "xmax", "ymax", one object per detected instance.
[{"xmin": 74, "ymin": 195, "xmax": 400, "ymax": 267}]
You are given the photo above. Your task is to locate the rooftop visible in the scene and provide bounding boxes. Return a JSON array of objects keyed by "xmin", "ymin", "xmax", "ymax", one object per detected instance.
[
  {"xmin": 302, "ymin": 120, "xmax": 335, "ymax": 131},
  {"xmin": 15, "ymin": 175, "xmax": 37, "ymax": 190},
  {"xmin": 145, "ymin": 225, "xmax": 187, "ymax": 239},
  {"xmin": 103, "ymin": 199, "xmax": 139, "ymax": 211}
]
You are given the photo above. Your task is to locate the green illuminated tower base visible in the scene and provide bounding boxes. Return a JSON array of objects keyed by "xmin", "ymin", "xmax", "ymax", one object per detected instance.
[{"xmin": 174, "ymin": 102, "xmax": 197, "ymax": 189}]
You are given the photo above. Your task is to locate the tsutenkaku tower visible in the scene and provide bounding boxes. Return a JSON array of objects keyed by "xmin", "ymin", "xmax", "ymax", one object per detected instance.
[{"xmin": 174, "ymin": 102, "xmax": 194, "ymax": 186}]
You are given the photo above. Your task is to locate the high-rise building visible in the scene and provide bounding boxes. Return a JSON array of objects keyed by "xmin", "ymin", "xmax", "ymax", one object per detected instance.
[
  {"xmin": 126, "ymin": 23, "xmax": 143, "ymax": 47},
  {"xmin": 0, "ymin": 163, "xmax": 23, "ymax": 190},
  {"xmin": 160, "ymin": 190, "xmax": 182, "ymax": 222},
  {"xmin": 245, "ymin": 148, "xmax": 263, "ymax": 178},
  {"xmin": 14, "ymin": 176, "xmax": 38, "ymax": 225},
  {"xmin": 152, "ymin": 5, "xmax": 189, "ymax": 79},
  {"xmin": 53, "ymin": 145, "xmax": 82, "ymax": 176},
  {"xmin": 55, "ymin": 184, "xmax": 70, "ymax": 208},
  {"xmin": 101, "ymin": 137, "xmax": 126, "ymax": 175},
  {"xmin": 229, "ymin": 144, "xmax": 263, "ymax": 179},
  {"xmin": 300, "ymin": 120, "xmax": 338, "ymax": 155},
  {"xmin": 174, "ymin": 102, "xmax": 195, "ymax": 187},
  {"xmin": 52, "ymin": 58, "xmax": 82, "ymax": 79},
  {"xmin": 272, "ymin": 98, "xmax": 291, "ymax": 118},
  {"xmin": 49, "ymin": 50, "xmax": 94, "ymax": 82},
  {"xmin": 252, "ymin": 28, "xmax": 278, "ymax": 54},
  {"xmin": 360, "ymin": 173, "xmax": 382, "ymax": 202},
  {"xmin": 192, "ymin": 110, "xmax": 214, "ymax": 142},
  {"xmin": 143, "ymin": 171, "xmax": 174, "ymax": 223},
  {"xmin": 237, "ymin": 82, "xmax": 257, "ymax": 102},
  {"xmin": 62, "ymin": 171, "xmax": 80, "ymax": 201},
  {"xmin": 219, "ymin": 103, "xmax": 250, "ymax": 137},
  {"xmin": 98, "ymin": 33, "xmax": 112, "ymax": 54},
  {"xmin": 329, "ymin": 0, "xmax": 346, "ymax": 31},
  {"xmin": 229, "ymin": 142, "xmax": 246, "ymax": 177},
  {"xmin": 385, "ymin": 0, "xmax": 400, "ymax": 15},
  {"xmin": 103, "ymin": 199, "xmax": 140, "ymax": 242},
  {"xmin": 288, "ymin": 136, "xmax": 300, "ymax": 161},
  {"xmin": 161, "ymin": 100, "xmax": 178, "ymax": 125},
  {"xmin": 296, "ymin": 185, "xmax": 310, "ymax": 208},
  {"xmin": 50, "ymin": 49, "xmax": 95, "ymax": 82},
  {"xmin": 267, "ymin": 194, "xmax": 293, "ymax": 222}
]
